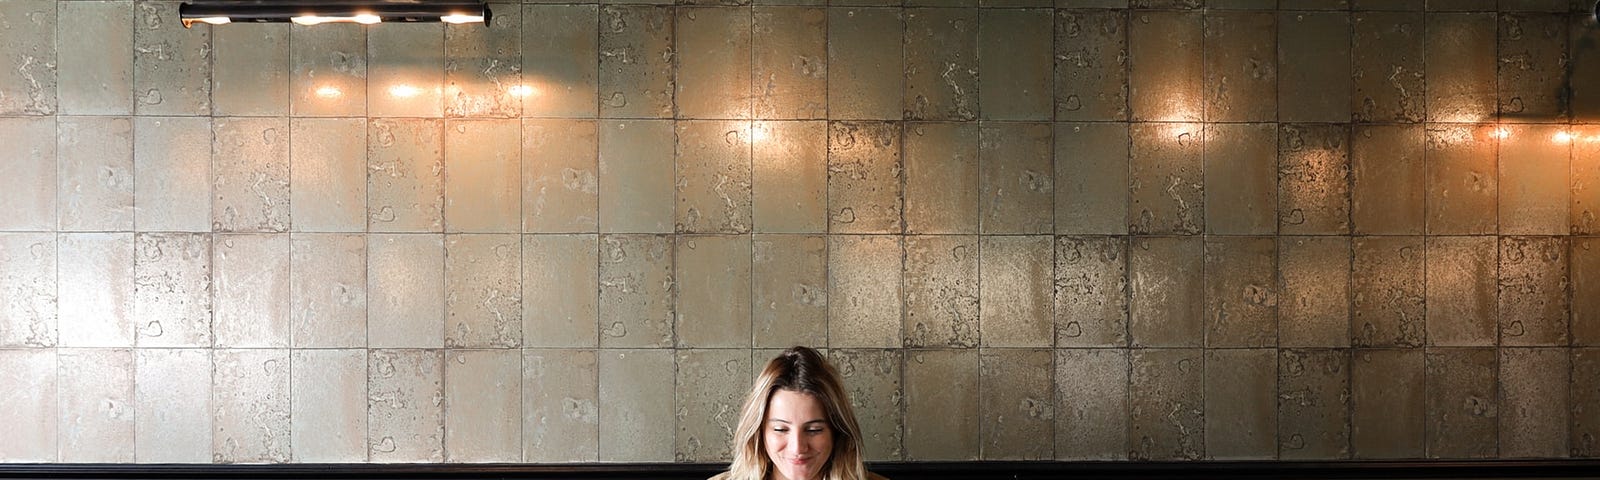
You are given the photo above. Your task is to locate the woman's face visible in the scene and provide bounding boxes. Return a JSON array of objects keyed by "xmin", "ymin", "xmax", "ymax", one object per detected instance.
[{"xmin": 763, "ymin": 389, "xmax": 834, "ymax": 480}]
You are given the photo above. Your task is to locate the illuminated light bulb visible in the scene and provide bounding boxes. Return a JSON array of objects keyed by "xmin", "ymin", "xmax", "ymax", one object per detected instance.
[
  {"xmin": 353, "ymin": 14, "xmax": 381, "ymax": 24},
  {"xmin": 196, "ymin": 16, "xmax": 231, "ymax": 25},
  {"xmin": 389, "ymin": 85, "xmax": 422, "ymax": 98},
  {"xmin": 441, "ymin": 14, "xmax": 485, "ymax": 24},
  {"xmin": 292, "ymin": 16, "xmax": 328, "ymax": 25},
  {"xmin": 292, "ymin": 14, "xmax": 381, "ymax": 25},
  {"xmin": 1554, "ymin": 131, "xmax": 1574, "ymax": 143},
  {"xmin": 507, "ymin": 85, "xmax": 536, "ymax": 97},
  {"xmin": 315, "ymin": 86, "xmax": 342, "ymax": 98}
]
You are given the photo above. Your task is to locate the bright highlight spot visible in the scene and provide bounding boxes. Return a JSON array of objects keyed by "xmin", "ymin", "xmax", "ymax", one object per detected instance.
[
  {"xmin": 196, "ymin": 16, "xmax": 230, "ymax": 25},
  {"xmin": 1491, "ymin": 128, "xmax": 1511, "ymax": 140},
  {"xmin": 292, "ymin": 14, "xmax": 381, "ymax": 25},
  {"xmin": 749, "ymin": 124, "xmax": 769, "ymax": 143},
  {"xmin": 507, "ymin": 85, "xmax": 537, "ymax": 97},
  {"xmin": 389, "ymin": 85, "xmax": 422, "ymax": 98},
  {"xmin": 315, "ymin": 86, "xmax": 342, "ymax": 98},
  {"xmin": 442, "ymin": 14, "xmax": 485, "ymax": 24},
  {"xmin": 1553, "ymin": 131, "xmax": 1574, "ymax": 143}
]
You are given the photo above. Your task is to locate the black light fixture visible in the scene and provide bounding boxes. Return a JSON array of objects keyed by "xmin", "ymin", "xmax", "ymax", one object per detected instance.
[{"xmin": 180, "ymin": 0, "xmax": 490, "ymax": 28}]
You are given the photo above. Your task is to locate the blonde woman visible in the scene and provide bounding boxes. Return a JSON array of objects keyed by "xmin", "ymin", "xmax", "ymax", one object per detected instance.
[{"xmin": 712, "ymin": 346, "xmax": 888, "ymax": 480}]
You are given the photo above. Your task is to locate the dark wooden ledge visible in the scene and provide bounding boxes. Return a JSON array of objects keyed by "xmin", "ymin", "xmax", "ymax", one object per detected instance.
[{"xmin": 2, "ymin": 460, "xmax": 1598, "ymax": 480}]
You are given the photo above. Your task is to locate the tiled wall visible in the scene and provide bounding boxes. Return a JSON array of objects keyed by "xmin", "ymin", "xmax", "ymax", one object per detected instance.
[{"xmin": 1, "ymin": 0, "xmax": 1599, "ymax": 464}]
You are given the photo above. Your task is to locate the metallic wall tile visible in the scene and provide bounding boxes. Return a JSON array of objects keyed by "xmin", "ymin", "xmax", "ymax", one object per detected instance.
[
  {"xmin": 752, "ymin": 7, "xmax": 826, "ymax": 119},
  {"xmin": 368, "ymin": 24, "xmax": 444, "ymax": 118},
  {"xmin": 212, "ymin": 118, "xmax": 290, "ymax": 233},
  {"xmin": 829, "ymin": 8, "xmax": 903, "ymax": 120},
  {"xmin": 904, "ymin": 123, "xmax": 978, "ymax": 234},
  {"xmin": 290, "ymin": 349, "xmax": 367, "ymax": 462},
  {"xmin": 1279, "ymin": 12, "xmax": 1352, "ymax": 122},
  {"xmin": 1129, "ymin": 236, "xmax": 1203, "ymax": 347},
  {"xmin": 1129, "ymin": 348, "xmax": 1203, "ymax": 460},
  {"xmin": 1204, "ymin": 236, "xmax": 1278, "ymax": 347},
  {"xmin": 1351, "ymin": 348, "xmax": 1425, "ymax": 459},
  {"xmin": 903, "ymin": 235, "xmax": 979, "ymax": 348},
  {"xmin": 1498, "ymin": 347, "xmax": 1570, "ymax": 457},
  {"xmin": 1129, "ymin": 122, "xmax": 1203, "ymax": 235},
  {"xmin": 1574, "ymin": 17, "xmax": 1600, "ymax": 122},
  {"xmin": 1424, "ymin": 347, "xmax": 1498, "ymax": 458},
  {"xmin": 1498, "ymin": 236, "xmax": 1569, "ymax": 346},
  {"xmin": 1055, "ymin": 123, "xmax": 1130, "ymax": 235},
  {"xmin": 1278, "ymin": 236, "xmax": 1351, "ymax": 347},
  {"xmin": 1278, "ymin": 348, "xmax": 1351, "ymax": 460},
  {"xmin": 212, "ymin": 24, "xmax": 289, "ymax": 116},
  {"xmin": 445, "ymin": 4, "xmax": 521, "ymax": 118},
  {"xmin": 0, "ymin": 117, "xmax": 57, "ymax": 231},
  {"xmin": 904, "ymin": 8, "xmax": 977, "ymax": 121},
  {"xmin": 1352, "ymin": 11, "xmax": 1424, "ymax": 123},
  {"xmin": 291, "ymin": 118, "xmax": 368, "ymax": 232},
  {"xmin": 443, "ymin": 120, "xmax": 520, "ymax": 233},
  {"xmin": 213, "ymin": 234, "xmax": 291, "ymax": 348},
  {"xmin": 58, "ymin": 116, "xmax": 135, "ymax": 231},
  {"xmin": 57, "ymin": 1, "xmax": 132, "ymax": 115},
  {"xmin": 1573, "ymin": 348, "xmax": 1600, "ymax": 457},
  {"xmin": 676, "ymin": 120, "xmax": 753, "ymax": 233},
  {"xmin": 1204, "ymin": 348, "xmax": 1276, "ymax": 459},
  {"xmin": 133, "ymin": 233, "xmax": 212, "ymax": 347},
  {"xmin": 675, "ymin": 235, "xmax": 753, "ymax": 347},
  {"xmin": 980, "ymin": 236, "xmax": 1054, "ymax": 347},
  {"xmin": 1204, "ymin": 123, "xmax": 1278, "ymax": 235},
  {"xmin": 829, "ymin": 349, "xmax": 903, "ymax": 461},
  {"xmin": 522, "ymin": 235, "xmax": 600, "ymax": 348},
  {"xmin": 1055, "ymin": 236, "xmax": 1128, "ymax": 347},
  {"xmin": 1278, "ymin": 124, "xmax": 1351, "ymax": 235},
  {"xmin": 1425, "ymin": 236, "xmax": 1497, "ymax": 346},
  {"xmin": 1352, "ymin": 236, "xmax": 1425, "ymax": 348},
  {"xmin": 1577, "ymin": 237, "xmax": 1600, "ymax": 346},
  {"xmin": 368, "ymin": 118, "xmax": 445, "ymax": 233},
  {"xmin": 1575, "ymin": 125, "xmax": 1600, "ymax": 233},
  {"xmin": 58, "ymin": 233, "xmax": 135, "ymax": 347},
  {"xmin": 1056, "ymin": 9, "xmax": 1128, "ymax": 121},
  {"xmin": 829, "ymin": 235, "xmax": 903, "ymax": 348},
  {"xmin": 751, "ymin": 234, "xmax": 827, "ymax": 348},
  {"xmin": 1498, "ymin": 14, "xmax": 1567, "ymax": 120},
  {"xmin": 523, "ymin": 5, "xmax": 598, "ymax": 118},
  {"xmin": 978, "ymin": 9, "xmax": 1052, "ymax": 121},
  {"xmin": 0, "ymin": 349, "xmax": 56, "ymax": 461},
  {"xmin": 904, "ymin": 349, "xmax": 979, "ymax": 460},
  {"xmin": 598, "ymin": 349, "xmax": 674, "ymax": 461},
  {"xmin": 1203, "ymin": 11, "xmax": 1275, "ymax": 122},
  {"xmin": 598, "ymin": 6, "xmax": 674, "ymax": 118},
  {"xmin": 0, "ymin": 233, "xmax": 57, "ymax": 347},
  {"xmin": 980, "ymin": 349, "xmax": 1055, "ymax": 460},
  {"xmin": 1351, "ymin": 125, "xmax": 1425, "ymax": 235},
  {"xmin": 1054, "ymin": 348, "xmax": 1127, "ymax": 460},
  {"xmin": 367, "ymin": 349, "xmax": 444, "ymax": 462},
  {"xmin": 444, "ymin": 234, "xmax": 522, "ymax": 348},
  {"xmin": 1425, "ymin": 124, "xmax": 1498, "ymax": 234},
  {"xmin": 979, "ymin": 123, "xmax": 1054, "ymax": 234},
  {"xmin": 1426, "ymin": 13, "xmax": 1497, "ymax": 122},
  {"xmin": 752, "ymin": 121, "xmax": 828, "ymax": 233},
  {"xmin": 135, "ymin": 348, "xmax": 211, "ymax": 462},
  {"xmin": 1129, "ymin": 11, "xmax": 1203, "ymax": 122},
  {"xmin": 523, "ymin": 119, "xmax": 599, "ymax": 233},
  {"xmin": 212, "ymin": 349, "xmax": 291, "ymax": 463},
  {"xmin": 828, "ymin": 121, "xmax": 903, "ymax": 234},
  {"xmin": 676, "ymin": 7, "xmax": 752, "ymax": 120},
  {"xmin": 1499, "ymin": 124, "xmax": 1572, "ymax": 235},
  {"xmin": 674, "ymin": 349, "xmax": 750, "ymax": 462},
  {"xmin": 522, "ymin": 349, "xmax": 598, "ymax": 462},
  {"xmin": 133, "ymin": 2, "xmax": 208, "ymax": 115},
  {"xmin": 58, "ymin": 348, "xmax": 135, "ymax": 462},
  {"xmin": 134, "ymin": 117, "xmax": 212, "ymax": 232},
  {"xmin": 367, "ymin": 234, "xmax": 445, "ymax": 349},
  {"xmin": 290, "ymin": 24, "xmax": 366, "ymax": 117},
  {"xmin": 599, "ymin": 120, "xmax": 675, "ymax": 233},
  {"xmin": 598, "ymin": 234, "xmax": 675, "ymax": 347},
  {"xmin": 290, "ymin": 234, "xmax": 368, "ymax": 348},
  {"xmin": 443, "ymin": 349, "xmax": 521, "ymax": 461}
]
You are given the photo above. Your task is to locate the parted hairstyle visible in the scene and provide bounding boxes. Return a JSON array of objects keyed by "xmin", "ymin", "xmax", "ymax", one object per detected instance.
[{"xmin": 716, "ymin": 346, "xmax": 869, "ymax": 480}]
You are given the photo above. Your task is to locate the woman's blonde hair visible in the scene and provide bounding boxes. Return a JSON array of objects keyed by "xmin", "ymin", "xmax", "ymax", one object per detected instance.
[{"xmin": 721, "ymin": 346, "xmax": 867, "ymax": 480}]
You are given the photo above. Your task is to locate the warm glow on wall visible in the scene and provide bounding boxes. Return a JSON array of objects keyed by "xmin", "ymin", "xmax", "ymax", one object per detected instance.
[
  {"xmin": 315, "ymin": 86, "xmax": 342, "ymax": 98},
  {"xmin": 749, "ymin": 124, "xmax": 769, "ymax": 143},
  {"xmin": 1554, "ymin": 131, "xmax": 1574, "ymax": 144},
  {"xmin": 507, "ymin": 85, "xmax": 537, "ymax": 97},
  {"xmin": 388, "ymin": 85, "xmax": 422, "ymax": 98},
  {"xmin": 1491, "ymin": 127, "xmax": 1511, "ymax": 140}
]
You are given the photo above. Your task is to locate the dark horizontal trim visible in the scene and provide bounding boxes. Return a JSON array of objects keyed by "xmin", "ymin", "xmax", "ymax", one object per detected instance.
[{"xmin": 2, "ymin": 460, "xmax": 1599, "ymax": 480}]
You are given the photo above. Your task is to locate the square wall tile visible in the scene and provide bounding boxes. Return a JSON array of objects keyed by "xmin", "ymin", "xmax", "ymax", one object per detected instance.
[
  {"xmin": 598, "ymin": 6, "xmax": 674, "ymax": 118},
  {"xmin": 1499, "ymin": 124, "xmax": 1571, "ymax": 235},
  {"xmin": 1498, "ymin": 347, "xmax": 1569, "ymax": 457},
  {"xmin": 368, "ymin": 118, "xmax": 444, "ymax": 233},
  {"xmin": 1499, "ymin": 236, "xmax": 1569, "ymax": 346},
  {"xmin": 676, "ymin": 235, "xmax": 753, "ymax": 348},
  {"xmin": 979, "ymin": 123, "xmax": 1054, "ymax": 234},
  {"xmin": 523, "ymin": 349, "xmax": 599, "ymax": 462},
  {"xmin": 212, "ymin": 118, "xmax": 290, "ymax": 233},
  {"xmin": 58, "ymin": 349, "xmax": 134, "ymax": 462},
  {"xmin": 599, "ymin": 349, "xmax": 675, "ymax": 462},
  {"xmin": 979, "ymin": 9, "xmax": 1052, "ymax": 121},
  {"xmin": 1130, "ymin": 237, "xmax": 1203, "ymax": 347},
  {"xmin": 212, "ymin": 349, "xmax": 291, "ymax": 463},
  {"xmin": 0, "ymin": 233, "xmax": 56, "ymax": 347},
  {"xmin": 444, "ymin": 349, "xmax": 521, "ymax": 462},
  {"xmin": 290, "ymin": 234, "xmax": 367, "ymax": 348},
  {"xmin": 1204, "ymin": 348, "xmax": 1276, "ymax": 459},
  {"xmin": 523, "ymin": 119, "xmax": 599, "ymax": 233},
  {"xmin": 1576, "ymin": 125, "xmax": 1600, "ymax": 233},
  {"xmin": 291, "ymin": 349, "xmax": 367, "ymax": 462},
  {"xmin": 677, "ymin": 121, "xmax": 753, "ymax": 233},
  {"xmin": 1204, "ymin": 236, "xmax": 1277, "ymax": 347},
  {"xmin": 752, "ymin": 7, "xmax": 827, "ymax": 120},
  {"xmin": 980, "ymin": 349, "xmax": 1055, "ymax": 460},
  {"xmin": 1279, "ymin": 124, "xmax": 1351, "ymax": 235},
  {"xmin": 829, "ymin": 8, "xmax": 903, "ymax": 120},
  {"xmin": 1055, "ymin": 348, "xmax": 1128, "ymax": 460},
  {"xmin": 1129, "ymin": 348, "xmax": 1203, "ymax": 460},
  {"xmin": 1203, "ymin": 11, "xmax": 1276, "ymax": 122},
  {"xmin": 134, "ymin": 117, "xmax": 211, "ymax": 232},
  {"xmin": 212, "ymin": 24, "xmax": 289, "ymax": 116},
  {"xmin": 133, "ymin": 233, "xmax": 212, "ymax": 348},
  {"xmin": 1574, "ymin": 348, "xmax": 1600, "ymax": 457},
  {"xmin": 0, "ymin": 120, "xmax": 55, "ymax": 227},
  {"xmin": 133, "ymin": 2, "xmax": 208, "ymax": 115},
  {"xmin": 57, "ymin": 1, "xmax": 133, "ymax": 115},
  {"xmin": 675, "ymin": 349, "xmax": 750, "ymax": 462},
  {"xmin": 444, "ymin": 234, "xmax": 522, "ymax": 348},
  {"xmin": 1498, "ymin": 14, "xmax": 1567, "ymax": 120},
  {"xmin": 290, "ymin": 24, "xmax": 365, "ymax": 117},
  {"xmin": 1204, "ymin": 123, "xmax": 1278, "ymax": 235},
  {"xmin": 291, "ymin": 118, "xmax": 368, "ymax": 233},
  {"xmin": 444, "ymin": 120, "xmax": 520, "ymax": 233},
  {"xmin": 1352, "ymin": 236, "xmax": 1425, "ymax": 347},
  {"xmin": 903, "ymin": 235, "xmax": 979, "ymax": 348},
  {"xmin": 904, "ymin": 123, "xmax": 979, "ymax": 234},
  {"xmin": 1426, "ymin": 13, "xmax": 1497, "ymax": 122},
  {"xmin": 1056, "ymin": 9, "xmax": 1128, "ymax": 121},
  {"xmin": 1352, "ymin": 11, "xmax": 1424, "ymax": 122},
  {"xmin": 1055, "ymin": 123, "xmax": 1129, "ymax": 235},
  {"xmin": 980, "ymin": 236, "xmax": 1055, "ymax": 347},
  {"xmin": 829, "ymin": 121, "xmax": 904, "ymax": 233},
  {"xmin": 829, "ymin": 235, "xmax": 903, "ymax": 348},
  {"xmin": 752, "ymin": 235, "xmax": 828, "ymax": 348},
  {"xmin": 368, "ymin": 234, "xmax": 445, "ymax": 349},
  {"xmin": 904, "ymin": 349, "xmax": 979, "ymax": 460},
  {"xmin": 1278, "ymin": 349, "xmax": 1351, "ymax": 460},
  {"xmin": 58, "ymin": 233, "xmax": 134, "ymax": 348},
  {"xmin": 58, "ymin": 116, "xmax": 135, "ymax": 231},
  {"xmin": 1574, "ymin": 19, "xmax": 1600, "ymax": 122},
  {"xmin": 135, "ymin": 348, "xmax": 211, "ymax": 462},
  {"xmin": 1352, "ymin": 349, "xmax": 1424, "ymax": 459},
  {"xmin": 368, "ymin": 349, "xmax": 444, "ymax": 462},
  {"xmin": 444, "ymin": 5, "xmax": 521, "ymax": 118},
  {"xmin": 598, "ymin": 235, "xmax": 675, "ymax": 348},
  {"xmin": 523, "ymin": 235, "xmax": 599, "ymax": 348},
  {"xmin": 1351, "ymin": 125, "xmax": 1425, "ymax": 235},
  {"xmin": 829, "ymin": 349, "xmax": 903, "ymax": 461},
  {"xmin": 1279, "ymin": 12, "xmax": 1352, "ymax": 122},
  {"xmin": 369, "ymin": 24, "xmax": 444, "ymax": 118},
  {"xmin": 214, "ymin": 234, "xmax": 291, "ymax": 348},
  {"xmin": 0, "ymin": 349, "xmax": 55, "ymax": 462},
  {"xmin": 1129, "ymin": 123, "xmax": 1204, "ymax": 235},
  {"xmin": 1129, "ymin": 11, "xmax": 1203, "ymax": 121},
  {"xmin": 752, "ymin": 121, "xmax": 828, "ymax": 233},
  {"xmin": 1426, "ymin": 124, "xmax": 1499, "ymax": 234},
  {"xmin": 1424, "ymin": 347, "xmax": 1497, "ymax": 458},
  {"xmin": 676, "ymin": 7, "xmax": 752, "ymax": 119},
  {"xmin": 905, "ymin": 8, "xmax": 978, "ymax": 121},
  {"xmin": 599, "ymin": 120, "xmax": 675, "ymax": 233},
  {"xmin": 1577, "ymin": 237, "xmax": 1600, "ymax": 346},
  {"xmin": 523, "ymin": 5, "xmax": 598, "ymax": 118},
  {"xmin": 1055, "ymin": 236, "xmax": 1128, "ymax": 347},
  {"xmin": 1425, "ymin": 236, "xmax": 1497, "ymax": 346},
  {"xmin": 1278, "ymin": 236, "xmax": 1351, "ymax": 348}
]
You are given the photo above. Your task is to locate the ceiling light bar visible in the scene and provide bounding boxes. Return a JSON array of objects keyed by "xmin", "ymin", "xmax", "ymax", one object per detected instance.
[{"xmin": 180, "ymin": 0, "xmax": 490, "ymax": 28}]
